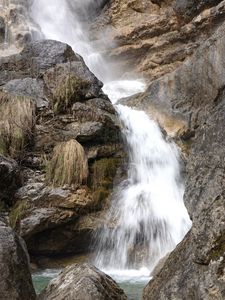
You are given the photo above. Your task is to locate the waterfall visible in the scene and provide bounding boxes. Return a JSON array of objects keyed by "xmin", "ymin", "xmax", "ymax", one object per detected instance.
[{"xmin": 30, "ymin": 0, "xmax": 191, "ymax": 277}]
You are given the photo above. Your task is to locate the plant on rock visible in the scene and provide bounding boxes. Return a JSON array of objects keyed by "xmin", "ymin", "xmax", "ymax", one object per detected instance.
[
  {"xmin": 52, "ymin": 75, "xmax": 88, "ymax": 113},
  {"xmin": 46, "ymin": 139, "xmax": 88, "ymax": 187},
  {"xmin": 0, "ymin": 92, "xmax": 36, "ymax": 159}
]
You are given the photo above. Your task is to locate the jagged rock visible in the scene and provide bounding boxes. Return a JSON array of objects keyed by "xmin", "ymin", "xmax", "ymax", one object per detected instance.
[
  {"xmin": 38, "ymin": 263, "xmax": 127, "ymax": 300},
  {"xmin": 143, "ymin": 16, "xmax": 225, "ymax": 300},
  {"xmin": 0, "ymin": 155, "xmax": 22, "ymax": 206},
  {"xmin": 0, "ymin": 218, "xmax": 36, "ymax": 300}
]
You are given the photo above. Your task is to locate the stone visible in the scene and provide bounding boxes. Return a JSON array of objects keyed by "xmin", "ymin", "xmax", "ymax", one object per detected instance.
[
  {"xmin": 0, "ymin": 218, "xmax": 36, "ymax": 300},
  {"xmin": 38, "ymin": 263, "xmax": 127, "ymax": 300},
  {"xmin": 2, "ymin": 78, "xmax": 49, "ymax": 109}
]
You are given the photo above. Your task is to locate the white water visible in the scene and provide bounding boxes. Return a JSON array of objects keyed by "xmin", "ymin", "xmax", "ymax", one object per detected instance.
[{"xmin": 30, "ymin": 0, "xmax": 191, "ymax": 281}]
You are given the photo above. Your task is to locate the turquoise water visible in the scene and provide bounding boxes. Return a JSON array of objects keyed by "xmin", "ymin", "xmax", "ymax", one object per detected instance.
[{"xmin": 32, "ymin": 269, "xmax": 148, "ymax": 299}]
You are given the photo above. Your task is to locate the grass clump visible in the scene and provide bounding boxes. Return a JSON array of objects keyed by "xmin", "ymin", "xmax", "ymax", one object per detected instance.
[
  {"xmin": 0, "ymin": 91, "xmax": 36, "ymax": 159},
  {"xmin": 9, "ymin": 200, "xmax": 28, "ymax": 229},
  {"xmin": 46, "ymin": 139, "xmax": 88, "ymax": 187},
  {"xmin": 53, "ymin": 75, "xmax": 88, "ymax": 113}
]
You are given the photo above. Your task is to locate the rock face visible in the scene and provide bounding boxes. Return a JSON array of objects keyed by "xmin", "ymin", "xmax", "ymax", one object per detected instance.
[
  {"xmin": 38, "ymin": 263, "xmax": 127, "ymax": 300},
  {"xmin": 142, "ymin": 13, "xmax": 225, "ymax": 300},
  {"xmin": 91, "ymin": 0, "xmax": 225, "ymax": 80},
  {"xmin": 0, "ymin": 39, "xmax": 123, "ymax": 261},
  {"xmin": 0, "ymin": 218, "xmax": 36, "ymax": 300}
]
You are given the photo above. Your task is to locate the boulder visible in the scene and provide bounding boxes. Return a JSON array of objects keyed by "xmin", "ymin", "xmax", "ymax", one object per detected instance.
[
  {"xmin": 0, "ymin": 218, "xmax": 36, "ymax": 300},
  {"xmin": 38, "ymin": 263, "xmax": 127, "ymax": 300}
]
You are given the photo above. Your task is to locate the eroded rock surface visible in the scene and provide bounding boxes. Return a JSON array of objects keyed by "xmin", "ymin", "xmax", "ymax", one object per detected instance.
[
  {"xmin": 91, "ymin": 0, "xmax": 225, "ymax": 80},
  {"xmin": 38, "ymin": 263, "xmax": 127, "ymax": 300}
]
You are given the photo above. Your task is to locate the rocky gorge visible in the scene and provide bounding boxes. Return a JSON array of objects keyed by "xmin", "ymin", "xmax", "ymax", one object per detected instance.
[{"xmin": 0, "ymin": 0, "xmax": 225, "ymax": 299}]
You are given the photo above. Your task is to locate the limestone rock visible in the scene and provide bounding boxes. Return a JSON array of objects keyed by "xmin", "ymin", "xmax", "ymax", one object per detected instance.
[
  {"xmin": 0, "ymin": 218, "xmax": 36, "ymax": 300},
  {"xmin": 38, "ymin": 263, "xmax": 127, "ymax": 300}
]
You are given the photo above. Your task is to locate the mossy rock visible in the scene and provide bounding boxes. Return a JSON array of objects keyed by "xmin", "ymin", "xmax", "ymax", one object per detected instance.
[
  {"xmin": 9, "ymin": 200, "xmax": 28, "ymax": 229},
  {"xmin": 53, "ymin": 75, "xmax": 88, "ymax": 113}
]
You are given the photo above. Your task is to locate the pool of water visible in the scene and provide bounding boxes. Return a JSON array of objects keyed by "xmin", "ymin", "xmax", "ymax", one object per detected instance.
[{"xmin": 32, "ymin": 268, "xmax": 150, "ymax": 299}]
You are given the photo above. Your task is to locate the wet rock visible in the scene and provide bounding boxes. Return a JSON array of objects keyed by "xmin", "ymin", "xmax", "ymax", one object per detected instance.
[
  {"xmin": 0, "ymin": 218, "xmax": 36, "ymax": 300},
  {"xmin": 0, "ymin": 155, "xmax": 22, "ymax": 206},
  {"xmin": 38, "ymin": 263, "xmax": 127, "ymax": 300}
]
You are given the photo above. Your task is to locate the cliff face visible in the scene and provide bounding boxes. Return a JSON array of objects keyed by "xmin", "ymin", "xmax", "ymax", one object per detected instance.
[{"xmin": 92, "ymin": 0, "xmax": 225, "ymax": 81}]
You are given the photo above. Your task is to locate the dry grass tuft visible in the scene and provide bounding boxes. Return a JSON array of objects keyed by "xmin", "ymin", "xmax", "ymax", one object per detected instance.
[
  {"xmin": 46, "ymin": 139, "xmax": 88, "ymax": 187},
  {"xmin": 53, "ymin": 75, "xmax": 88, "ymax": 113},
  {"xmin": 0, "ymin": 91, "xmax": 36, "ymax": 158}
]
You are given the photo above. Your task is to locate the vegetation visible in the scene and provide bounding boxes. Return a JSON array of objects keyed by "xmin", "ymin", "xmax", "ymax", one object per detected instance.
[
  {"xmin": 9, "ymin": 200, "xmax": 28, "ymax": 229},
  {"xmin": 0, "ymin": 92, "xmax": 36, "ymax": 159},
  {"xmin": 90, "ymin": 158, "xmax": 121, "ymax": 204},
  {"xmin": 46, "ymin": 139, "xmax": 88, "ymax": 187},
  {"xmin": 52, "ymin": 75, "xmax": 88, "ymax": 113}
]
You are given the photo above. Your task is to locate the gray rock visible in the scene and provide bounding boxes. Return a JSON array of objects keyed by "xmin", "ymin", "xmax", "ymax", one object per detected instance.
[
  {"xmin": 38, "ymin": 263, "xmax": 127, "ymax": 300},
  {"xmin": 143, "ymin": 17, "xmax": 225, "ymax": 300},
  {"xmin": 0, "ymin": 155, "xmax": 22, "ymax": 206},
  {"xmin": 0, "ymin": 218, "xmax": 36, "ymax": 300},
  {"xmin": 174, "ymin": 0, "xmax": 223, "ymax": 20},
  {"xmin": 2, "ymin": 78, "xmax": 48, "ymax": 108}
]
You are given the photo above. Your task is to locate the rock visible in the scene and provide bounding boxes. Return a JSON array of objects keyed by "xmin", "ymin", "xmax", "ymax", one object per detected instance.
[
  {"xmin": 0, "ymin": 218, "xmax": 36, "ymax": 300},
  {"xmin": 2, "ymin": 78, "xmax": 48, "ymax": 109},
  {"xmin": 0, "ymin": 155, "xmax": 22, "ymax": 206},
  {"xmin": 174, "ymin": 0, "xmax": 223, "ymax": 20},
  {"xmin": 43, "ymin": 61, "xmax": 103, "ymax": 105},
  {"xmin": 143, "ymin": 16, "xmax": 225, "ymax": 300},
  {"xmin": 0, "ymin": 38, "xmax": 123, "ymax": 263},
  {"xmin": 38, "ymin": 263, "xmax": 127, "ymax": 300},
  {"xmin": 91, "ymin": 0, "xmax": 225, "ymax": 80}
]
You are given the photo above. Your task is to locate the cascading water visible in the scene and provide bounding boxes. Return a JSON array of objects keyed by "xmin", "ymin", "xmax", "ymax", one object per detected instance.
[
  {"xmin": 95, "ymin": 103, "xmax": 191, "ymax": 275},
  {"xmin": 30, "ymin": 0, "xmax": 191, "ymax": 291}
]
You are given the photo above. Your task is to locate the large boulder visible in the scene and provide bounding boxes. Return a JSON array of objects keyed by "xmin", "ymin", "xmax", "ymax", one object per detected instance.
[
  {"xmin": 38, "ymin": 263, "xmax": 127, "ymax": 300},
  {"xmin": 142, "ymin": 14, "xmax": 225, "ymax": 300},
  {"xmin": 0, "ymin": 218, "xmax": 36, "ymax": 300}
]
